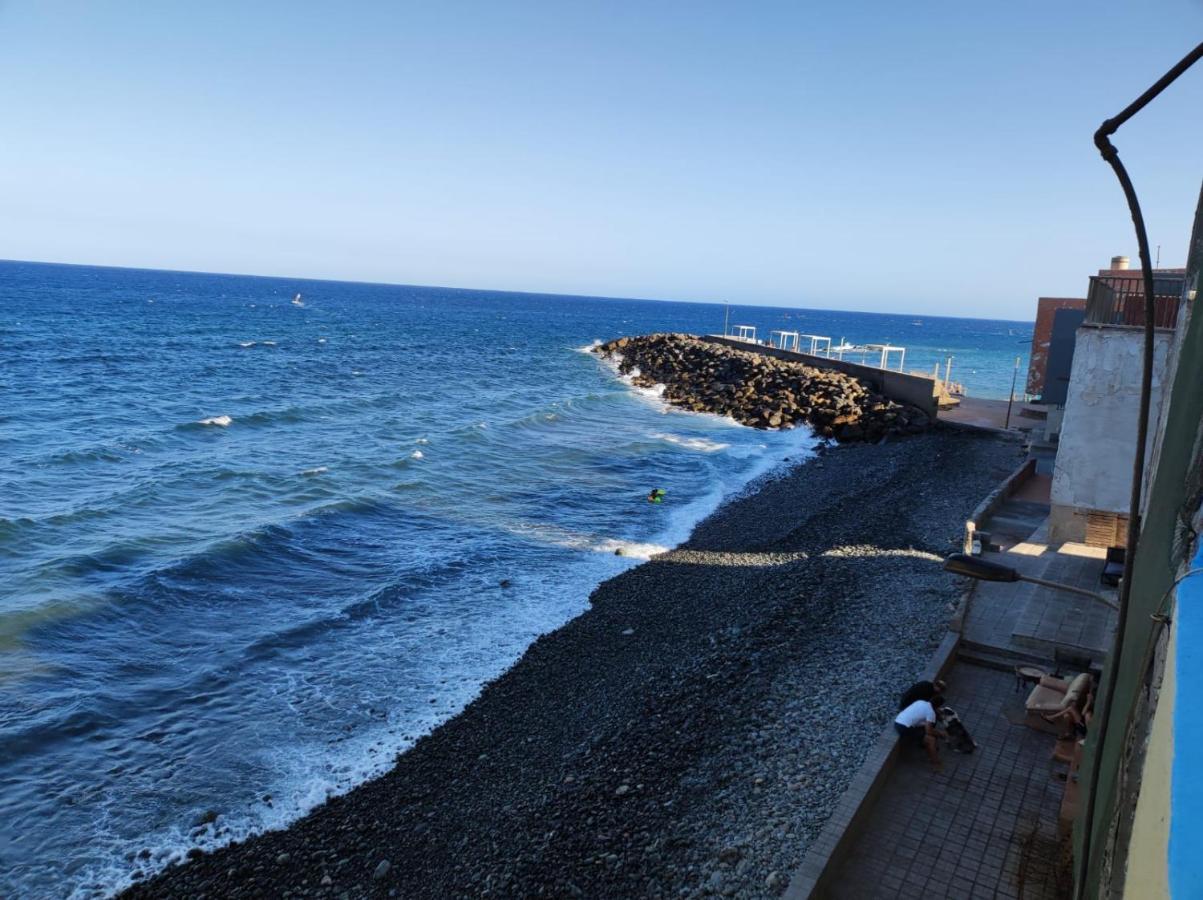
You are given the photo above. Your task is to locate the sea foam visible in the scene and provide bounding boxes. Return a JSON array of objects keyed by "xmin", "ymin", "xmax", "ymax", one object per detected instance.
[{"xmin": 650, "ymin": 432, "xmax": 730, "ymax": 453}]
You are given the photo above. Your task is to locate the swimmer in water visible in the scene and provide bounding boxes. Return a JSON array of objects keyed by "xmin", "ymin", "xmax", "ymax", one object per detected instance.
[{"xmin": 647, "ymin": 488, "xmax": 666, "ymax": 504}]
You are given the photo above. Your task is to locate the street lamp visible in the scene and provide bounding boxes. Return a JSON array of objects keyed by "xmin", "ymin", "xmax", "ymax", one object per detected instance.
[{"xmin": 942, "ymin": 553, "xmax": 1119, "ymax": 611}]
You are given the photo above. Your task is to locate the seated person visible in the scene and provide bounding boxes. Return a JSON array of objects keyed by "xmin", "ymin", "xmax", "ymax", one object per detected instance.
[
  {"xmin": 1043, "ymin": 683, "xmax": 1095, "ymax": 739},
  {"xmin": 894, "ymin": 694, "xmax": 947, "ymax": 770},
  {"xmin": 898, "ymin": 678, "xmax": 948, "ymax": 711}
]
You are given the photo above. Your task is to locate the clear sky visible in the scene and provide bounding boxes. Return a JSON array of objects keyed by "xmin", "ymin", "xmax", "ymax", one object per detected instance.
[{"xmin": 1, "ymin": 1, "xmax": 1200, "ymax": 318}]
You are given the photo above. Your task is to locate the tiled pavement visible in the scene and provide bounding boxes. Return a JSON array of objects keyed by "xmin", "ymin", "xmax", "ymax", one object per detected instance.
[
  {"xmin": 963, "ymin": 540, "xmax": 1115, "ymax": 665},
  {"xmin": 961, "ymin": 543, "xmax": 1056, "ymax": 660},
  {"xmin": 826, "ymin": 663, "xmax": 1068, "ymax": 899},
  {"xmin": 1010, "ymin": 544, "xmax": 1116, "ymax": 659}
]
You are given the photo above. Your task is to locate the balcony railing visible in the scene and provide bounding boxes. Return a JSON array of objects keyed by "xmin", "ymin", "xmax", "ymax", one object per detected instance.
[{"xmin": 1084, "ymin": 272, "xmax": 1186, "ymax": 329}]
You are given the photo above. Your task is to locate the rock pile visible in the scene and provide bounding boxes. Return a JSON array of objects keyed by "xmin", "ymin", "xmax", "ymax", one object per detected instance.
[{"xmin": 594, "ymin": 333, "xmax": 931, "ymax": 441}]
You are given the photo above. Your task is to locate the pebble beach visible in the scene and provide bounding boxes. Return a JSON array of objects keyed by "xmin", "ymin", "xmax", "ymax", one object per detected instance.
[{"xmin": 123, "ymin": 427, "xmax": 1021, "ymax": 899}]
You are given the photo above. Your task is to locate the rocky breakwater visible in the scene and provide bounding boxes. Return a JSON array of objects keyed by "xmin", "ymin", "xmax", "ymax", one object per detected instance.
[{"xmin": 594, "ymin": 333, "xmax": 931, "ymax": 441}]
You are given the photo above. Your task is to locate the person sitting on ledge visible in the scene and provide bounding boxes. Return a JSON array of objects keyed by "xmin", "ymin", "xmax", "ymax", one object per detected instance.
[
  {"xmin": 894, "ymin": 694, "xmax": 947, "ymax": 770},
  {"xmin": 898, "ymin": 677, "xmax": 948, "ymax": 711}
]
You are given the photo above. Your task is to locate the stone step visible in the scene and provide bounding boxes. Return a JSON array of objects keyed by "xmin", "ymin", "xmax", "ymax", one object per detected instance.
[{"xmin": 958, "ymin": 640, "xmax": 1055, "ymax": 671}]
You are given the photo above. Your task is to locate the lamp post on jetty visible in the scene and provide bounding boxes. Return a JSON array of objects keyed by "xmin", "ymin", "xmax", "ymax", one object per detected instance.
[{"xmin": 1004, "ymin": 355, "xmax": 1020, "ymax": 429}]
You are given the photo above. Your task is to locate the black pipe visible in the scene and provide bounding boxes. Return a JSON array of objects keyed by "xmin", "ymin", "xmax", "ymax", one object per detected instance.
[{"xmin": 1077, "ymin": 39, "xmax": 1203, "ymax": 900}]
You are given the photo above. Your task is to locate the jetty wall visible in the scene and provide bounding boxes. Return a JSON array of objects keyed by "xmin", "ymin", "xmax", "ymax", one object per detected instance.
[{"xmin": 700, "ymin": 335, "xmax": 940, "ymax": 419}]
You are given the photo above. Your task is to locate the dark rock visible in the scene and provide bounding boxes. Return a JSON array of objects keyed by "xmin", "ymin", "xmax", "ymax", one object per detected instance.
[{"xmin": 592, "ymin": 334, "xmax": 931, "ymax": 443}]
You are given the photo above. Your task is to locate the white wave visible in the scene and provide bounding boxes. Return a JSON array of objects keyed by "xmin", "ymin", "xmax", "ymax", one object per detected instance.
[
  {"xmin": 415, "ymin": 438, "xmax": 429, "ymax": 445},
  {"xmin": 410, "ymin": 450, "xmax": 424, "ymax": 460},
  {"xmin": 651, "ymin": 432, "xmax": 730, "ymax": 453},
  {"xmin": 198, "ymin": 415, "xmax": 232, "ymax": 427},
  {"xmin": 301, "ymin": 466, "xmax": 328, "ymax": 476},
  {"xmin": 352, "ymin": 371, "xmax": 364, "ymax": 377},
  {"xmin": 262, "ymin": 340, "xmax": 277, "ymax": 346},
  {"xmin": 574, "ymin": 339, "xmax": 603, "ymax": 353},
  {"xmin": 238, "ymin": 341, "xmax": 256, "ymax": 348},
  {"xmin": 500, "ymin": 520, "xmax": 669, "ymax": 560},
  {"xmin": 317, "ymin": 338, "xmax": 327, "ymax": 344},
  {"xmin": 593, "ymin": 537, "xmax": 672, "ymax": 559},
  {"xmin": 589, "ymin": 353, "xmax": 676, "ymax": 414}
]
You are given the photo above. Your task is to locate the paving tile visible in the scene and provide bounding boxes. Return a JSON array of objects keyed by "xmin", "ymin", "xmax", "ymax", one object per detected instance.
[{"xmin": 824, "ymin": 662, "xmax": 1063, "ymax": 900}]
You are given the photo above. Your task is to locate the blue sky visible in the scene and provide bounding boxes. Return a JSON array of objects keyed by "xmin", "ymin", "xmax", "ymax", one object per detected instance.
[{"xmin": 0, "ymin": 1, "xmax": 1200, "ymax": 318}]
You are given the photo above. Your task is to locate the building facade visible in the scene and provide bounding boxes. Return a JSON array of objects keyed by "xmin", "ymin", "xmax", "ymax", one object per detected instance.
[{"xmin": 1048, "ymin": 261, "xmax": 1187, "ymax": 546}]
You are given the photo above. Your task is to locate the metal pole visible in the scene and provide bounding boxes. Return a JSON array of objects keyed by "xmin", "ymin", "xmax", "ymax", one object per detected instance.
[
  {"xmin": 1004, "ymin": 356, "xmax": 1019, "ymax": 429},
  {"xmin": 1018, "ymin": 574, "xmax": 1120, "ymax": 610},
  {"xmin": 723, "ymin": 302, "xmax": 730, "ymax": 337},
  {"xmin": 944, "ymin": 355, "xmax": 953, "ymax": 385}
]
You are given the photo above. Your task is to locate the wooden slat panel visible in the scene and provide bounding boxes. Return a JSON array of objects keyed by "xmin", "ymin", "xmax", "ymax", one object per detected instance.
[{"xmin": 1085, "ymin": 511, "xmax": 1128, "ymax": 547}]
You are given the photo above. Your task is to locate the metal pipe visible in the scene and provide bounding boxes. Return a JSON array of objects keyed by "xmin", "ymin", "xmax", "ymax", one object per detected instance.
[
  {"xmin": 1017, "ymin": 574, "xmax": 1119, "ymax": 611},
  {"xmin": 1076, "ymin": 39, "xmax": 1203, "ymax": 900}
]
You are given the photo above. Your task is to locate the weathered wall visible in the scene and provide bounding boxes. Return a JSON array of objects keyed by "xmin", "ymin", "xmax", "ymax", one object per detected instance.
[
  {"xmin": 1049, "ymin": 325, "xmax": 1172, "ymax": 543},
  {"xmin": 1119, "ymin": 595, "xmax": 1175, "ymax": 900},
  {"xmin": 701, "ymin": 335, "xmax": 940, "ymax": 418}
]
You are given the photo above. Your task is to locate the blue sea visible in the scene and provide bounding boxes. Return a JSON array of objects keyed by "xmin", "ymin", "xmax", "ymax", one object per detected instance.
[{"xmin": 0, "ymin": 261, "xmax": 1032, "ymax": 898}]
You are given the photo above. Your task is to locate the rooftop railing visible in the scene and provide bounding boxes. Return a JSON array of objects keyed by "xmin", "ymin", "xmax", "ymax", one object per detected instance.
[{"xmin": 1084, "ymin": 272, "xmax": 1187, "ymax": 330}]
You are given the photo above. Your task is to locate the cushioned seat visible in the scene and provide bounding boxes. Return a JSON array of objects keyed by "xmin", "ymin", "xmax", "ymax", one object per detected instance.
[{"xmin": 1025, "ymin": 673, "xmax": 1090, "ymax": 733}]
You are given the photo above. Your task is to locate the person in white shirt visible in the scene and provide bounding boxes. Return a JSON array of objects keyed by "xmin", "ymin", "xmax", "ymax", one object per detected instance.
[{"xmin": 894, "ymin": 694, "xmax": 946, "ymax": 769}]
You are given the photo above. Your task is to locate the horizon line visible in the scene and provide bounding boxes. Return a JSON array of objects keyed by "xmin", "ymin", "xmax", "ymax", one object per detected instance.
[{"xmin": 1, "ymin": 256, "xmax": 1037, "ymax": 325}]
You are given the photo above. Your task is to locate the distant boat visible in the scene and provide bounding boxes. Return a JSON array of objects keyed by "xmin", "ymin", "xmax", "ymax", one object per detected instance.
[
  {"xmin": 292, "ymin": 293, "xmax": 304, "ymax": 307},
  {"xmin": 911, "ymin": 320, "xmax": 923, "ymax": 326}
]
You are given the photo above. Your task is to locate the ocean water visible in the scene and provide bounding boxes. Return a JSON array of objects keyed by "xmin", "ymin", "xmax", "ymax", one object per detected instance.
[{"xmin": 0, "ymin": 261, "xmax": 1032, "ymax": 898}]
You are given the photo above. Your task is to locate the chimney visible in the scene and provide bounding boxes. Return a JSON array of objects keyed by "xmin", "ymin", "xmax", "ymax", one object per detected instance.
[{"xmin": 1110, "ymin": 255, "xmax": 1130, "ymax": 270}]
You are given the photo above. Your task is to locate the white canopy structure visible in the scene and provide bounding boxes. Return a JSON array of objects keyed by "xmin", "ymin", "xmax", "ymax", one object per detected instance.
[
  {"xmin": 864, "ymin": 343, "xmax": 906, "ymax": 371},
  {"xmin": 796, "ymin": 333, "xmax": 832, "ymax": 357},
  {"xmin": 770, "ymin": 330, "xmax": 800, "ymax": 351},
  {"xmin": 732, "ymin": 325, "xmax": 757, "ymax": 343}
]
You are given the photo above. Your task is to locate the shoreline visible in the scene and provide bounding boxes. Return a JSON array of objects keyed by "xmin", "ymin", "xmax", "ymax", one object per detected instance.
[{"xmin": 123, "ymin": 427, "xmax": 1022, "ymax": 900}]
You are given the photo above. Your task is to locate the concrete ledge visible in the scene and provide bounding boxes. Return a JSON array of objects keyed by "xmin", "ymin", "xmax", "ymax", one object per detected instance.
[
  {"xmin": 783, "ymin": 630, "xmax": 962, "ymax": 900},
  {"xmin": 963, "ymin": 457, "xmax": 1038, "ymax": 553},
  {"xmin": 699, "ymin": 335, "xmax": 940, "ymax": 419}
]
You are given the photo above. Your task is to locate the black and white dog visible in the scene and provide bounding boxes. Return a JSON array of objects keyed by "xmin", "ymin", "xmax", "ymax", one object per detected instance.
[{"xmin": 937, "ymin": 705, "xmax": 978, "ymax": 753}]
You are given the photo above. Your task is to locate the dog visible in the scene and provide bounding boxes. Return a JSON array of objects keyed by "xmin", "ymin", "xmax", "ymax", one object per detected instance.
[{"xmin": 937, "ymin": 705, "xmax": 978, "ymax": 753}]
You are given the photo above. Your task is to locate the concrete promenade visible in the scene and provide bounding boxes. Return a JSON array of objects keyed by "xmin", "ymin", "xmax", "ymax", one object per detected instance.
[{"xmin": 789, "ymin": 472, "xmax": 1113, "ymax": 898}]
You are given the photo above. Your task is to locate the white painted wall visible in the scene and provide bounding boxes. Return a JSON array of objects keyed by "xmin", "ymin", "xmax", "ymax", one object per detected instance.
[{"xmin": 1051, "ymin": 326, "xmax": 1172, "ymax": 522}]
